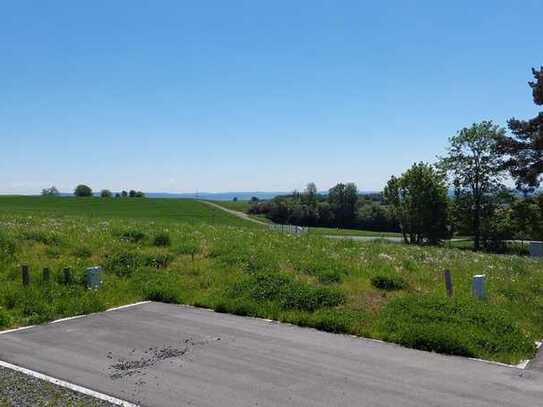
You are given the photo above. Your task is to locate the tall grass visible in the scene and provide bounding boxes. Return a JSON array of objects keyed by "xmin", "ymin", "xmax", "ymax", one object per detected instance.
[{"xmin": 0, "ymin": 213, "xmax": 541, "ymax": 364}]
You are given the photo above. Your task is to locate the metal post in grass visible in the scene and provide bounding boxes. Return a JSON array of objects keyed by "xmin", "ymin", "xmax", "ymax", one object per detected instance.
[
  {"xmin": 21, "ymin": 265, "xmax": 30, "ymax": 287},
  {"xmin": 444, "ymin": 270, "xmax": 453, "ymax": 297},
  {"xmin": 42, "ymin": 267, "xmax": 50, "ymax": 284},
  {"xmin": 472, "ymin": 274, "xmax": 486, "ymax": 300},
  {"xmin": 63, "ymin": 267, "xmax": 72, "ymax": 285},
  {"xmin": 529, "ymin": 241, "xmax": 543, "ymax": 257},
  {"xmin": 86, "ymin": 266, "xmax": 103, "ymax": 289}
]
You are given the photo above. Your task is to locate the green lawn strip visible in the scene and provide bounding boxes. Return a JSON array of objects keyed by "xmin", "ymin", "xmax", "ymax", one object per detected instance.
[{"xmin": 0, "ymin": 214, "xmax": 541, "ymax": 365}]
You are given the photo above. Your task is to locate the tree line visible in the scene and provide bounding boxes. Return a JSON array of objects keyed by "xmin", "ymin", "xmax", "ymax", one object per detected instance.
[
  {"xmin": 42, "ymin": 185, "xmax": 145, "ymax": 198},
  {"xmin": 251, "ymin": 66, "xmax": 543, "ymax": 252}
]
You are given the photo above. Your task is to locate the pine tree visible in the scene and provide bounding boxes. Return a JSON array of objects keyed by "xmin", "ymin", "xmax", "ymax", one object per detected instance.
[{"xmin": 498, "ymin": 67, "xmax": 543, "ymax": 189}]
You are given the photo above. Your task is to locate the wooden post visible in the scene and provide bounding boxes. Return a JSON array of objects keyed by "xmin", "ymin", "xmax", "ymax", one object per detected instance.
[
  {"xmin": 63, "ymin": 267, "xmax": 72, "ymax": 285},
  {"xmin": 21, "ymin": 265, "xmax": 30, "ymax": 287},
  {"xmin": 444, "ymin": 270, "xmax": 453, "ymax": 297},
  {"xmin": 42, "ymin": 267, "xmax": 51, "ymax": 283}
]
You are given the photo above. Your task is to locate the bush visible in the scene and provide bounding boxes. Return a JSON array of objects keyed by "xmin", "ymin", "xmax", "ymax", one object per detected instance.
[
  {"xmin": 119, "ymin": 230, "xmax": 146, "ymax": 243},
  {"xmin": 378, "ymin": 295, "xmax": 536, "ymax": 363},
  {"xmin": 229, "ymin": 271, "xmax": 345, "ymax": 311},
  {"xmin": 214, "ymin": 299, "xmax": 259, "ymax": 317},
  {"xmin": 74, "ymin": 184, "xmax": 93, "ymax": 197},
  {"xmin": 297, "ymin": 309, "xmax": 363, "ymax": 334},
  {"xmin": 371, "ymin": 274, "xmax": 408, "ymax": 291},
  {"xmin": 144, "ymin": 254, "xmax": 174, "ymax": 269},
  {"xmin": 0, "ymin": 307, "xmax": 11, "ymax": 328},
  {"xmin": 103, "ymin": 252, "xmax": 145, "ymax": 277},
  {"xmin": 296, "ymin": 259, "xmax": 344, "ymax": 284},
  {"xmin": 280, "ymin": 285, "xmax": 345, "ymax": 311},
  {"xmin": 153, "ymin": 233, "xmax": 171, "ymax": 247},
  {"xmin": 143, "ymin": 280, "xmax": 182, "ymax": 304},
  {"xmin": 0, "ymin": 234, "xmax": 16, "ymax": 261}
]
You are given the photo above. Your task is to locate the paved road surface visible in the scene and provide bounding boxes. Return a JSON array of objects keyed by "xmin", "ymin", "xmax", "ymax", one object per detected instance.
[{"xmin": 0, "ymin": 302, "xmax": 541, "ymax": 407}]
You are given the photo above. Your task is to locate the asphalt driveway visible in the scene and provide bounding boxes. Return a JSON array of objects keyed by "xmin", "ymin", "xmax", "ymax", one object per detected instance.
[{"xmin": 0, "ymin": 302, "xmax": 541, "ymax": 407}]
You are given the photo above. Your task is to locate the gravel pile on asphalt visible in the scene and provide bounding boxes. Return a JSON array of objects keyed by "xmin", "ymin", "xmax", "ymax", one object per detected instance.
[{"xmin": 0, "ymin": 366, "xmax": 114, "ymax": 407}]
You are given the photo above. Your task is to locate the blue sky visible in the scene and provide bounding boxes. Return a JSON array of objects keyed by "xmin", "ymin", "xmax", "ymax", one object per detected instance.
[{"xmin": 1, "ymin": 0, "xmax": 542, "ymax": 194}]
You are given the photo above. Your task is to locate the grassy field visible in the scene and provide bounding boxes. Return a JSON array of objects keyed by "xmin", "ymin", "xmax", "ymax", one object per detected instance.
[
  {"xmin": 0, "ymin": 196, "xmax": 257, "ymax": 228},
  {"xmin": 0, "ymin": 196, "xmax": 541, "ymax": 365},
  {"xmin": 209, "ymin": 200, "xmax": 252, "ymax": 212}
]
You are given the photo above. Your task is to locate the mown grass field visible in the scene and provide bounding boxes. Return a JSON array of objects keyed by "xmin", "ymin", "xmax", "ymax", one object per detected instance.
[
  {"xmin": 0, "ymin": 196, "xmax": 257, "ymax": 228},
  {"xmin": 0, "ymin": 196, "xmax": 541, "ymax": 365}
]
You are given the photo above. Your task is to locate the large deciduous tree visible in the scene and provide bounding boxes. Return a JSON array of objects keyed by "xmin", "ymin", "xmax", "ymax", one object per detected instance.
[
  {"xmin": 438, "ymin": 121, "xmax": 506, "ymax": 251},
  {"xmin": 498, "ymin": 67, "xmax": 543, "ymax": 189},
  {"xmin": 327, "ymin": 182, "xmax": 358, "ymax": 227},
  {"xmin": 384, "ymin": 162, "xmax": 449, "ymax": 245},
  {"xmin": 74, "ymin": 184, "xmax": 93, "ymax": 197}
]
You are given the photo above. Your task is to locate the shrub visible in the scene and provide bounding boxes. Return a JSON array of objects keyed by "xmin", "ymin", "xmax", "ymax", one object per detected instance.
[
  {"xmin": 119, "ymin": 230, "xmax": 146, "ymax": 243},
  {"xmin": 103, "ymin": 252, "xmax": 145, "ymax": 277},
  {"xmin": 214, "ymin": 299, "xmax": 259, "ymax": 317},
  {"xmin": 378, "ymin": 295, "xmax": 536, "ymax": 363},
  {"xmin": 310, "ymin": 310, "xmax": 358, "ymax": 333},
  {"xmin": 280, "ymin": 285, "xmax": 345, "ymax": 311},
  {"xmin": 0, "ymin": 234, "xmax": 16, "ymax": 261},
  {"xmin": 0, "ymin": 307, "xmax": 11, "ymax": 328},
  {"xmin": 229, "ymin": 271, "xmax": 345, "ymax": 311},
  {"xmin": 143, "ymin": 280, "xmax": 182, "ymax": 304},
  {"xmin": 296, "ymin": 258, "xmax": 344, "ymax": 284},
  {"xmin": 153, "ymin": 233, "xmax": 171, "ymax": 247},
  {"xmin": 100, "ymin": 189, "xmax": 113, "ymax": 198},
  {"xmin": 144, "ymin": 254, "xmax": 174, "ymax": 269},
  {"xmin": 371, "ymin": 274, "xmax": 408, "ymax": 291},
  {"xmin": 231, "ymin": 272, "xmax": 292, "ymax": 302},
  {"xmin": 74, "ymin": 184, "xmax": 93, "ymax": 197}
]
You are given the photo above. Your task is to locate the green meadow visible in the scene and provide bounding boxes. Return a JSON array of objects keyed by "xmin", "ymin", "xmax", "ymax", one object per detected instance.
[
  {"xmin": 0, "ymin": 196, "xmax": 256, "ymax": 227},
  {"xmin": 0, "ymin": 196, "xmax": 541, "ymax": 365}
]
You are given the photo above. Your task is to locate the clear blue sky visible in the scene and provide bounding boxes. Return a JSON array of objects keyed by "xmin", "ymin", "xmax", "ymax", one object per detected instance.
[{"xmin": 1, "ymin": 0, "xmax": 542, "ymax": 194}]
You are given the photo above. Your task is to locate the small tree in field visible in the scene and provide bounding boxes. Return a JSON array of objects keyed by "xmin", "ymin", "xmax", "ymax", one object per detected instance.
[
  {"xmin": 384, "ymin": 162, "xmax": 449, "ymax": 244},
  {"xmin": 100, "ymin": 189, "xmax": 113, "ymax": 198},
  {"xmin": 121, "ymin": 190, "xmax": 128, "ymax": 198},
  {"xmin": 74, "ymin": 184, "xmax": 93, "ymax": 197},
  {"xmin": 438, "ymin": 121, "xmax": 506, "ymax": 251},
  {"xmin": 41, "ymin": 186, "xmax": 59, "ymax": 196}
]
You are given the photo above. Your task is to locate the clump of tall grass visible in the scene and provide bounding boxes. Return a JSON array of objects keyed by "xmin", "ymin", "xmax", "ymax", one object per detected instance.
[
  {"xmin": 119, "ymin": 229, "xmax": 146, "ymax": 243},
  {"xmin": 378, "ymin": 295, "xmax": 536, "ymax": 363},
  {"xmin": 152, "ymin": 233, "xmax": 171, "ymax": 247},
  {"xmin": 371, "ymin": 274, "xmax": 408, "ymax": 290}
]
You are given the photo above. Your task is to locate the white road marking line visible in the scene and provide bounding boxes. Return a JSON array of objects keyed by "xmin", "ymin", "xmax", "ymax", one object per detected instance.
[
  {"xmin": 0, "ymin": 301, "xmax": 152, "ymax": 334},
  {"xmin": 105, "ymin": 301, "xmax": 151, "ymax": 312},
  {"xmin": 50, "ymin": 315, "xmax": 85, "ymax": 324},
  {"xmin": 0, "ymin": 360, "xmax": 138, "ymax": 407},
  {"xmin": 0, "ymin": 325, "xmax": 35, "ymax": 335}
]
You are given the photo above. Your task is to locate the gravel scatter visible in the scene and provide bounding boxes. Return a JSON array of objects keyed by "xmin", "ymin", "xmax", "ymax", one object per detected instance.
[
  {"xmin": 0, "ymin": 366, "xmax": 115, "ymax": 407},
  {"xmin": 108, "ymin": 337, "xmax": 210, "ymax": 380}
]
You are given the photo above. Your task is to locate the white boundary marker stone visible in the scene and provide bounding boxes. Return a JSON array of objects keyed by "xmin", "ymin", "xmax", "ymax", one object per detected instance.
[
  {"xmin": 0, "ymin": 360, "xmax": 138, "ymax": 407},
  {"xmin": 529, "ymin": 241, "xmax": 543, "ymax": 257}
]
